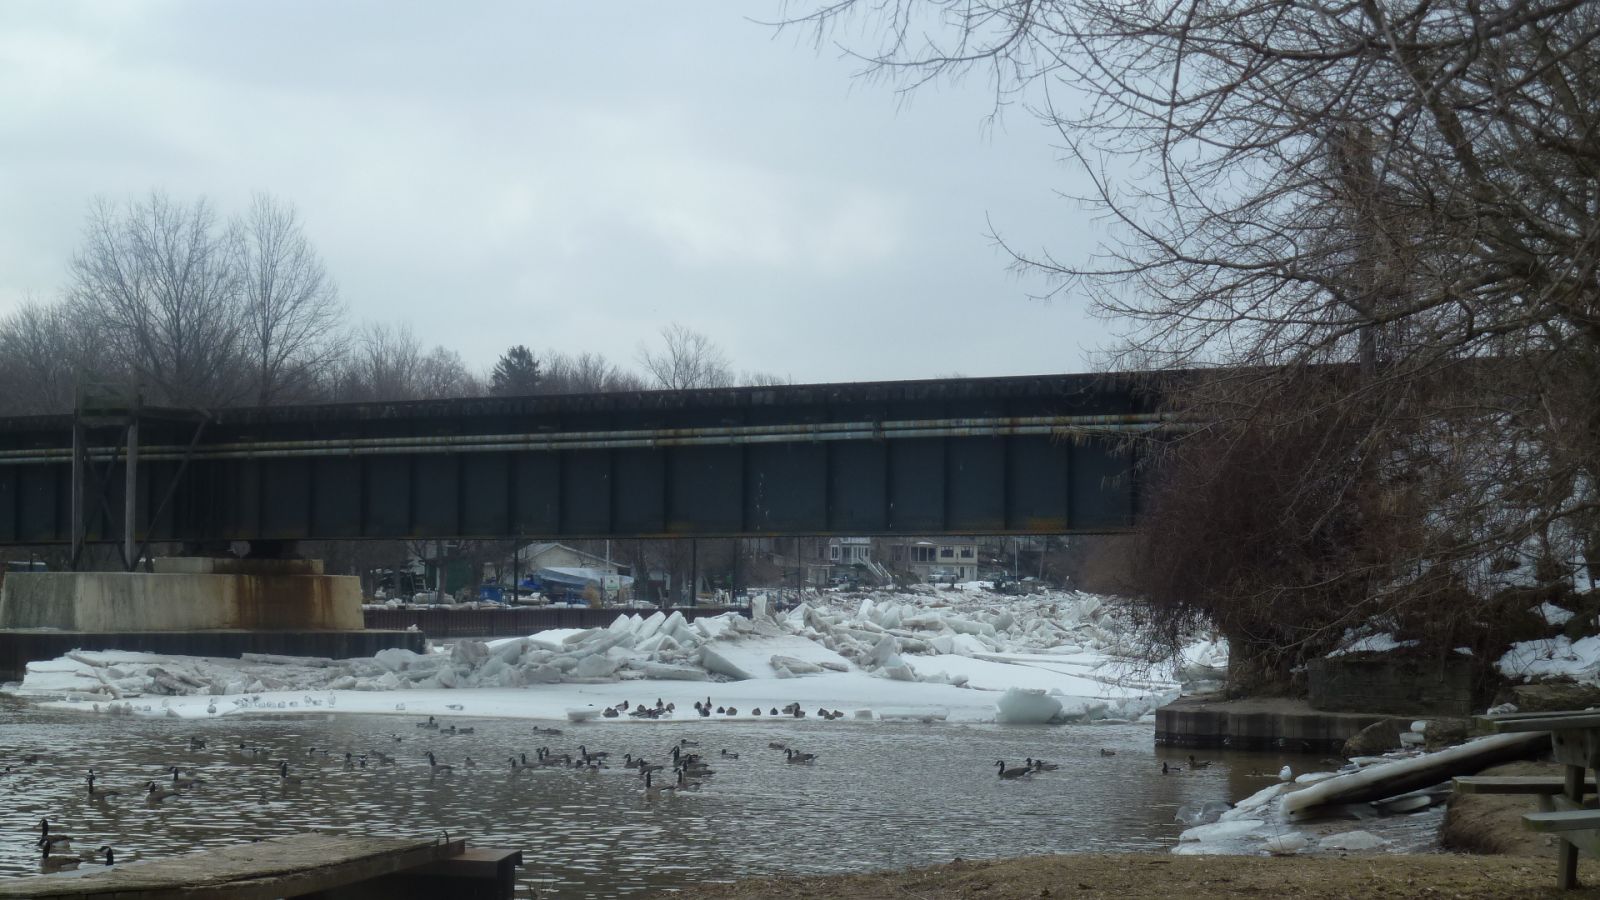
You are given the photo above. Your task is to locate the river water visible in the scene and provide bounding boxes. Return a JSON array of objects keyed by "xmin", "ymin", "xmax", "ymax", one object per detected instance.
[{"xmin": 0, "ymin": 700, "xmax": 1349, "ymax": 896}]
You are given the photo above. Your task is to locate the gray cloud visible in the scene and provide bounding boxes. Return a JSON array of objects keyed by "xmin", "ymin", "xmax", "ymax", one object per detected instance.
[{"xmin": 0, "ymin": 1, "xmax": 1112, "ymax": 383}]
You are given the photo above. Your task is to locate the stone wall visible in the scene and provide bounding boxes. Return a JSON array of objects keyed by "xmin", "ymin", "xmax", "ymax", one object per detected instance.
[{"xmin": 1307, "ymin": 655, "xmax": 1477, "ymax": 716}]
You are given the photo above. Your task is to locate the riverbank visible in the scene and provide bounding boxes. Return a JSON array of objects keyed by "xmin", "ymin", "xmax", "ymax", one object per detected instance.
[{"xmin": 666, "ymin": 852, "xmax": 1600, "ymax": 899}]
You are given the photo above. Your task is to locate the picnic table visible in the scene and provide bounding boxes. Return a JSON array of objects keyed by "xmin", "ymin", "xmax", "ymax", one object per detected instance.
[{"xmin": 1472, "ymin": 709, "xmax": 1600, "ymax": 889}]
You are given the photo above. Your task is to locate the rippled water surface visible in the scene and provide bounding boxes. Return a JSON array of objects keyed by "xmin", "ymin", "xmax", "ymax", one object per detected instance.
[{"xmin": 0, "ymin": 699, "xmax": 1329, "ymax": 896}]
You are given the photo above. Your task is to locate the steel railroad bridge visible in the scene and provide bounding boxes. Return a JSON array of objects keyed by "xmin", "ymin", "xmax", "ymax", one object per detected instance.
[{"xmin": 0, "ymin": 372, "xmax": 1163, "ymax": 558}]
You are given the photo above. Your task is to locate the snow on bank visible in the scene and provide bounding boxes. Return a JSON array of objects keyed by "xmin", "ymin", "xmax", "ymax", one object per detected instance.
[
  {"xmin": 1497, "ymin": 633, "xmax": 1600, "ymax": 681},
  {"xmin": 3, "ymin": 587, "xmax": 1222, "ymax": 725}
]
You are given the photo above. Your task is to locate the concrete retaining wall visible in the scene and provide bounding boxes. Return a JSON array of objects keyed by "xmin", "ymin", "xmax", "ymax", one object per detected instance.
[
  {"xmin": 1306, "ymin": 655, "xmax": 1477, "ymax": 716},
  {"xmin": 1156, "ymin": 694, "xmax": 1396, "ymax": 753},
  {"xmin": 0, "ymin": 571, "xmax": 361, "ymax": 632}
]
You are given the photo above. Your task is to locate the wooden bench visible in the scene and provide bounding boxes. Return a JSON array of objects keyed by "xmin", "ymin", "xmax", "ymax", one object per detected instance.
[
  {"xmin": 1481, "ymin": 709, "xmax": 1600, "ymax": 889},
  {"xmin": 1527, "ymin": 810, "xmax": 1600, "ymax": 833},
  {"xmin": 1454, "ymin": 775, "xmax": 1593, "ymax": 795}
]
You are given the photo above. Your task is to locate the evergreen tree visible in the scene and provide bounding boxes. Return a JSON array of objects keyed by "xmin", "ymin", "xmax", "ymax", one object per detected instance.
[{"xmin": 490, "ymin": 344, "xmax": 540, "ymax": 396}]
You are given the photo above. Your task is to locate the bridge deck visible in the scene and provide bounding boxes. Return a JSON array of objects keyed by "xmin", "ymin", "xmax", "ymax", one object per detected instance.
[{"xmin": 0, "ymin": 373, "xmax": 1158, "ymax": 544}]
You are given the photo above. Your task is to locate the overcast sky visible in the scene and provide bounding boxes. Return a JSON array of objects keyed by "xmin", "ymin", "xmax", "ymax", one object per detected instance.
[{"xmin": 0, "ymin": 2, "xmax": 1114, "ymax": 385}]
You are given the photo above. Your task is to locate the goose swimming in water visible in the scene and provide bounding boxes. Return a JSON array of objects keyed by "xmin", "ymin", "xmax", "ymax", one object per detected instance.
[
  {"xmin": 147, "ymin": 780, "xmax": 181, "ymax": 802},
  {"xmin": 720, "ymin": 749, "xmax": 739, "ymax": 759},
  {"xmin": 785, "ymin": 749, "xmax": 817, "ymax": 765},
  {"xmin": 82, "ymin": 846, "xmax": 114, "ymax": 866},
  {"xmin": 1099, "ymin": 749, "xmax": 1116, "ymax": 757},
  {"xmin": 170, "ymin": 766, "xmax": 205, "ymax": 789},
  {"xmin": 1028, "ymin": 758, "xmax": 1060, "ymax": 772},
  {"xmin": 40, "ymin": 845, "xmax": 79, "ymax": 872},
  {"xmin": 424, "ymin": 751, "xmax": 454, "ymax": 775},
  {"xmin": 1161, "ymin": 762, "xmax": 1183, "ymax": 775},
  {"xmin": 1188, "ymin": 755, "xmax": 1212, "ymax": 769},
  {"xmin": 86, "ymin": 771, "xmax": 120, "ymax": 800},
  {"xmin": 995, "ymin": 760, "xmax": 1032, "ymax": 779},
  {"xmin": 278, "ymin": 761, "xmax": 310, "ymax": 785}
]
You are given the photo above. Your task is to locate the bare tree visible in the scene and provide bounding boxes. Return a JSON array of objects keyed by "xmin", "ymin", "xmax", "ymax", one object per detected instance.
[
  {"xmin": 336, "ymin": 322, "xmax": 424, "ymax": 401},
  {"xmin": 68, "ymin": 192, "xmax": 245, "ymax": 407},
  {"xmin": 415, "ymin": 346, "xmax": 483, "ymax": 399},
  {"xmin": 790, "ymin": 0, "xmax": 1600, "ymax": 675},
  {"xmin": 233, "ymin": 193, "xmax": 345, "ymax": 405},
  {"xmin": 0, "ymin": 299, "xmax": 91, "ymax": 415},
  {"xmin": 540, "ymin": 350, "xmax": 647, "ymax": 394},
  {"xmin": 637, "ymin": 323, "xmax": 734, "ymax": 390}
]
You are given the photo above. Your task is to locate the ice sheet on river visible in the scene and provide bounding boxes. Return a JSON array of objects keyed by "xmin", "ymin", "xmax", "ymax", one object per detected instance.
[{"xmin": 4, "ymin": 586, "xmax": 1218, "ymax": 724}]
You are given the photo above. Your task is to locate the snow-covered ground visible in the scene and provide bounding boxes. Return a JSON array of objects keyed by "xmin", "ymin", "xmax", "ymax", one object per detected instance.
[{"xmin": 2, "ymin": 586, "xmax": 1226, "ymax": 725}]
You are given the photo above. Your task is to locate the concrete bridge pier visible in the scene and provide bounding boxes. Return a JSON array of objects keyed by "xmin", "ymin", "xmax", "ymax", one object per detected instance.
[{"xmin": 0, "ymin": 557, "xmax": 422, "ymax": 681}]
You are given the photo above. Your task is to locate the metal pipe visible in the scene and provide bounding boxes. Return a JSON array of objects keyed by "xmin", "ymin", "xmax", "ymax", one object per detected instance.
[
  {"xmin": 0, "ymin": 421, "xmax": 1176, "ymax": 465},
  {"xmin": 0, "ymin": 413, "xmax": 1170, "ymax": 460},
  {"xmin": 0, "ymin": 414, "xmax": 1181, "ymax": 466}
]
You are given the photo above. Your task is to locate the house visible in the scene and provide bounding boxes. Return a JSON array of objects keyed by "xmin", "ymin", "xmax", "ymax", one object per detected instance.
[
  {"xmin": 887, "ymin": 537, "xmax": 980, "ymax": 583},
  {"xmin": 512, "ymin": 542, "xmax": 625, "ymax": 573}
]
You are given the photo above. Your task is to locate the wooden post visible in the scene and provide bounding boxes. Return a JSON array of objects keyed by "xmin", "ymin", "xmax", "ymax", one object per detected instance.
[{"xmin": 1562, "ymin": 762, "xmax": 1583, "ymax": 888}]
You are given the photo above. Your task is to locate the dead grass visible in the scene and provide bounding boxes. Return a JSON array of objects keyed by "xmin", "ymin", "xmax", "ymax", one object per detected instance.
[
  {"xmin": 1441, "ymin": 761, "xmax": 1567, "ymax": 858},
  {"xmin": 663, "ymin": 853, "xmax": 1600, "ymax": 900}
]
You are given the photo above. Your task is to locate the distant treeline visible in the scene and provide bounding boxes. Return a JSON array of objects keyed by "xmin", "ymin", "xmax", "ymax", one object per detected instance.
[{"xmin": 0, "ymin": 192, "xmax": 782, "ymax": 416}]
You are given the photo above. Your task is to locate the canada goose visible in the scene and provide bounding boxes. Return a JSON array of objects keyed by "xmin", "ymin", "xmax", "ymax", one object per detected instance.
[
  {"xmin": 676, "ymin": 768, "xmax": 703, "ymax": 790},
  {"xmin": 715, "ymin": 706, "xmax": 726, "ymax": 714},
  {"xmin": 417, "ymin": 716, "xmax": 438, "ymax": 729},
  {"xmin": 720, "ymin": 749, "xmax": 740, "ymax": 759},
  {"xmin": 995, "ymin": 760, "xmax": 1032, "ymax": 779},
  {"xmin": 170, "ymin": 767, "xmax": 205, "ymax": 788},
  {"xmin": 508, "ymin": 756, "xmax": 531, "ymax": 774},
  {"xmin": 85, "ymin": 771, "xmax": 120, "ymax": 800},
  {"xmin": 815, "ymin": 707, "xmax": 828, "ymax": 718},
  {"xmin": 464, "ymin": 757, "xmax": 477, "ymax": 770},
  {"xmin": 752, "ymin": 707, "xmax": 762, "ymax": 716},
  {"xmin": 370, "ymin": 750, "xmax": 395, "ymax": 765},
  {"xmin": 643, "ymin": 769, "xmax": 672, "ymax": 798},
  {"xmin": 147, "ymin": 780, "xmax": 181, "ymax": 802},
  {"xmin": 1161, "ymin": 762, "xmax": 1183, "ymax": 774},
  {"xmin": 577, "ymin": 745, "xmax": 608, "ymax": 762},
  {"xmin": 769, "ymin": 707, "xmax": 778, "ymax": 716},
  {"xmin": 188, "ymin": 737, "xmax": 207, "ymax": 750},
  {"xmin": 1029, "ymin": 758, "xmax": 1060, "ymax": 772},
  {"xmin": 785, "ymin": 749, "xmax": 817, "ymax": 765},
  {"xmin": 726, "ymin": 707, "xmax": 738, "ymax": 715},
  {"xmin": 38, "ymin": 819, "xmax": 70, "ymax": 846},
  {"xmin": 40, "ymin": 845, "xmax": 79, "ymax": 872},
  {"xmin": 1099, "ymin": 749, "xmax": 1116, "ymax": 757},
  {"xmin": 1188, "ymin": 755, "xmax": 1212, "ymax": 770},
  {"xmin": 424, "ymin": 751, "xmax": 453, "ymax": 775},
  {"xmin": 678, "ymin": 739, "xmax": 701, "ymax": 748},
  {"xmin": 603, "ymin": 707, "xmax": 620, "ymax": 718},
  {"xmin": 278, "ymin": 761, "xmax": 310, "ymax": 785},
  {"xmin": 83, "ymin": 846, "xmax": 114, "ymax": 866}
]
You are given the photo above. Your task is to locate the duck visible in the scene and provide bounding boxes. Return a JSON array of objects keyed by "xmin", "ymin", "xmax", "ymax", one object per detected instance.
[
  {"xmin": 769, "ymin": 707, "xmax": 779, "ymax": 716},
  {"xmin": 278, "ymin": 761, "xmax": 310, "ymax": 785},
  {"xmin": 726, "ymin": 707, "xmax": 738, "ymax": 716},
  {"xmin": 602, "ymin": 707, "xmax": 620, "ymax": 718},
  {"xmin": 147, "ymin": 780, "xmax": 181, "ymax": 802},
  {"xmin": 1028, "ymin": 758, "xmax": 1060, "ymax": 772},
  {"xmin": 86, "ymin": 771, "xmax": 120, "ymax": 800},
  {"xmin": 1099, "ymin": 749, "xmax": 1116, "ymax": 757},
  {"xmin": 1188, "ymin": 755, "xmax": 1212, "ymax": 770},
  {"xmin": 720, "ymin": 749, "xmax": 740, "ymax": 759},
  {"xmin": 40, "ymin": 845, "xmax": 80, "ymax": 872},
  {"xmin": 424, "ymin": 751, "xmax": 453, "ymax": 775},
  {"xmin": 678, "ymin": 739, "xmax": 701, "ymax": 748},
  {"xmin": 1161, "ymin": 762, "xmax": 1183, "ymax": 774},
  {"xmin": 785, "ymin": 748, "xmax": 817, "ymax": 765},
  {"xmin": 170, "ymin": 766, "xmax": 206, "ymax": 789},
  {"xmin": 815, "ymin": 707, "xmax": 829, "ymax": 718},
  {"xmin": 995, "ymin": 760, "xmax": 1032, "ymax": 779},
  {"xmin": 715, "ymin": 706, "xmax": 726, "ymax": 714},
  {"xmin": 752, "ymin": 708, "xmax": 763, "ymax": 716}
]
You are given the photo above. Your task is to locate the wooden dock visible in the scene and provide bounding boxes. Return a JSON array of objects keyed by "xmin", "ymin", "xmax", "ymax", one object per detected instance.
[{"xmin": 0, "ymin": 833, "xmax": 521, "ymax": 899}]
